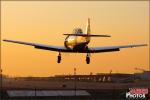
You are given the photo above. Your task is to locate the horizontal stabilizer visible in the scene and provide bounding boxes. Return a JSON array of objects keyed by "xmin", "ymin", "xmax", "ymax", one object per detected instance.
[{"xmin": 63, "ymin": 34, "xmax": 110, "ymax": 37}]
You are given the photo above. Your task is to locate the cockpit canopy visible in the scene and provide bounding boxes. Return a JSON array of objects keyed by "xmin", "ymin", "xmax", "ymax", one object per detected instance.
[{"xmin": 72, "ymin": 28, "xmax": 83, "ymax": 34}]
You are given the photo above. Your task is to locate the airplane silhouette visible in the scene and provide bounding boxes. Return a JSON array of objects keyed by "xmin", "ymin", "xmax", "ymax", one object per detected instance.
[{"xmin": 3, "ymin": 18, "xmax": 147, "ymax": 64}]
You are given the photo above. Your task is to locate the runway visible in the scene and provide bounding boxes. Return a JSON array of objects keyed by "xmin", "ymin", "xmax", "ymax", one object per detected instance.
[{"xmin": 1, "ymin": 74, "xmax": 150, "ymax": 100}]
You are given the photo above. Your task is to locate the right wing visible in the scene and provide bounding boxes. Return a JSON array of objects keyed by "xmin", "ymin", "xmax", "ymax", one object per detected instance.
[
  {"xmin": 88, "ymin": 44, "xmax": 147, "ymax": 53},
  {"xmin": 3, "ymin": 39, "xmax": 72, "ymax": 52}
]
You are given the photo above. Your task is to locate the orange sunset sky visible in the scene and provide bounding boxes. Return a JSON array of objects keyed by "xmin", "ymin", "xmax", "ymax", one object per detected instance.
[{"xmin": 1, "ymin": 1, "xmax": 149, "ymax": 77}]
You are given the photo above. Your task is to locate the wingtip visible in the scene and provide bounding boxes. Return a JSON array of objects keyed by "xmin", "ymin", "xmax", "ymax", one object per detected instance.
[
  {"xmin": 103, "ymin": 35, "xmax": 111, "ymax": 37},
  {"xmin": 3, "ymin": 39, "xmax": 7, "ymax": 41},
  {"xmin": 3, "ymin": 39, "xmax": 10, "ymax": 41},
  {"xmin": 3, "ymin": 39, "xmax": 13, "ymax": 42},
  {"xmin": 137, "ymin": 44, "xmax": 148, "ymax": 47},
  {"xmin": 143, "ymin": 44, "xmax": 148, "ymax": 46}
]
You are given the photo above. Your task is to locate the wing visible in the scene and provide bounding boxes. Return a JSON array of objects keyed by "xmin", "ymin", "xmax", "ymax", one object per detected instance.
[
  {"xmin": 3, "ymin": 39, "xmax": 72, "ymax": 52},
  {"xmin": 88, "ymin": 44, "xmax": 147, "ymax": 53},
  {"xmin": 3, "ymin": 39, "xmax": 147, "ymax": 53}
]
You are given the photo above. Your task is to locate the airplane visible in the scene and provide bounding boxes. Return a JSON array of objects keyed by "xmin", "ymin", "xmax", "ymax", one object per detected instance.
[{"xmin": 3, "ymin": 18, "xmax": 147, "ymax": 64}]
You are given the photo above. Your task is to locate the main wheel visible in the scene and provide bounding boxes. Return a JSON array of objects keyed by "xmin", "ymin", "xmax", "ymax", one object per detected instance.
[
  {"xmin": 57, "ymin": 55, "xmax": 61, "ymax": 63},
  {"xmin": 86, "ymin": 56, "xmax": 90, "ymax": 64}
]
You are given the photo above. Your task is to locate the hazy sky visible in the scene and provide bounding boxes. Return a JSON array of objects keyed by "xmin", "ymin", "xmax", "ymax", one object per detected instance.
[{"xmin": 1, "ymin": 1, "xmax": 149, "ymax": 77}]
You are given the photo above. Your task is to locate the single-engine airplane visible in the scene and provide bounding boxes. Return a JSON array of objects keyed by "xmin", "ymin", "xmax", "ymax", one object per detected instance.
[{"xmin": 3, "ymin": 18, "xmax": 147, "ymax": 64}]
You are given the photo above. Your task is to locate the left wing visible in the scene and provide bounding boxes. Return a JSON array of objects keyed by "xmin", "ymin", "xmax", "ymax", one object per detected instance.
[
  {"xmin": 88, "ymin": 44, "xmax": 147, "ymax": 53},
  {"xmin": 3, "ymin": 39, "xmax": 71, "ymax": 52}
]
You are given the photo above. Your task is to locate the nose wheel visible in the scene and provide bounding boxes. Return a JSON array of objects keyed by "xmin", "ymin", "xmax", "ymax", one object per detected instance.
[
  {"xmin": 86, "ymin": 53, "xmax": 90, "ymax": 64},
  {"xmin": 57, "ymin": 52, "xmax": 61, "ymax": 63}
]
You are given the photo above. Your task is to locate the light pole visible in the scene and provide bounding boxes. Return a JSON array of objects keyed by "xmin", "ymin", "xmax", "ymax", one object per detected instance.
[
  {"xmin": 74, "ymin": 68, "xmax": 76, "ymax": 96},
  {"xmin": 0, "ymin": 68, "xmax": 2, "ymax": 99}
]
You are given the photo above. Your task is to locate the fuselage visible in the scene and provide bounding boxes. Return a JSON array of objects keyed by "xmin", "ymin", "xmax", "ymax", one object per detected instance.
[{"xmin": 64, "ymin": 28, "xmax": 90, "ymax": 51}]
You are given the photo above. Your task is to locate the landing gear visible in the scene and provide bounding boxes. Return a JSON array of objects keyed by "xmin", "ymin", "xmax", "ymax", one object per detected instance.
[
  {"xmin": 57, "ymin": 52, "xmax": 61, "ymax": 63},
  {"xmin": 86, "ymin": 53, "xmax": 90, "ymax": 64}
]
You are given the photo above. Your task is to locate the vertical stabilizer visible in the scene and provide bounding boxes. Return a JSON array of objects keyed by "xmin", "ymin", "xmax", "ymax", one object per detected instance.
[{"xmin": 85, "ymin": 18, "xmax": 91, "ymax": 35}]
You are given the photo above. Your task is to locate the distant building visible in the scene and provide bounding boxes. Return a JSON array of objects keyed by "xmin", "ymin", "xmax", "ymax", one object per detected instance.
[{"xmin": 134, "ymin": 71, "xmax": 150, "ymax": 80}]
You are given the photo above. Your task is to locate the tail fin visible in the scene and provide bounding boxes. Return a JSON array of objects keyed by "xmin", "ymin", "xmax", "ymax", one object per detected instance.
[{"xmin": 85, "ymin": 18, "xmax": 91, "ymax": 35}]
